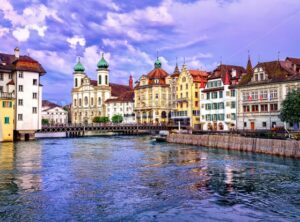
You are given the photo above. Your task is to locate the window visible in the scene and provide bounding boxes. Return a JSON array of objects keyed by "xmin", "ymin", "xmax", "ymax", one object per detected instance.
[
  {"xmin": 0, "ymin": 86, "xmax": 3, "ymax": 92},
  {"xmin": 260, "ymin": 73, "xmax": 264, "ymax": 81},
  {"xmin": 260, "ymin": 90, "xmax": 268, "ymax": 100},
  {"xmin": 99, "ymin": 75, "xmax": 102, "ymax": 84},
  {"xmin": 212, "ymin": 103, "xmax": 218, "ymax": 110},
  {"xmin": 219, "ymin": 91, "xmax": 223, "ymax": 98},
  {"xmin": 206, "ymin": 93, "xmax": 210, "ymax": 100},
  {"xmin": 231, "ymin": 101, "xmax": 236, "ymax": 109},
  {"xmin": 18, "ymin": 99, "xmax": 23, "ymax": 106},
  {"xmin": 195, "ymin": 101, "xmax": 198, "ymax": 107},
  {"xmin": 243, "ymin": 92, "xmax": 249, "ymax": 101},
  {"xmin": 252, "ymin": 105, "xmax": 259, "ymax": 112},
  {"xmin": 91, "ymin": 98, "xmax": 94, "ymax": 106},
  {"xmin": 243, "ymin": 105, "xmax": 250, "ymax": 112},
  {"xmin": 255, "ymin": 74, "xmax": 258, "ymax": 81},
  {"xmin": 74, "ymin": 99, "xmax": 77, "ymax": 106},
  {"xmin": 230, "ymin": 90, "xmax": 236, "ymax": 97},
  {"xmin": 272, "ymin": 122, "xmax": 277, "ymax": 128},
  {"xmin": 8, "ymin": 74, "xmax": 12, "ymax": 79},
  {"xmin": 270, "ymin": 103, "xmax": 278, "ymax": 111},
  {"xmin": 186, "ymin": 92, "xmax": 188, "ymax": 98},
  {"xmin": 18, "ymin": 114, "xmax": 23, "ymax": 121},
  {"xmin": 244, "ymin": 122, "xmax": 247, "ymax": 127},
  {"xmin": 218, "ymin": 114, "xmax": 224, "ymax": 121},
  {"xmin": 231, "ymin": 113, "xmax": 236, "ymax": 120},
  {"xmin": 261, "ymin": 104, "xmax": 268, "ymax": 112},
  {"xmin": 205, "ymin": 104, "xmax": 211, "ymax": 110},
  {"xmin": 79, "ymin": 98, "xmax": 82, "ymax": 106},
  {"xmin": 33, "ymin": 93, "xmax": 37, "ymax": 99},
  {"xmin": 0, "ymin": 73, "xmax": 3, "ymax": 80},
  {"xmin": 262, "ymin": 122, "xmax": 267, "ymax": 127},
  {"xmin": 270, "ymin": 89, "xmax": 278, "ymax": 100},
  {"xmin": 19, "ymin": 72, "xmax": 23, "ymax": 78},
  {"xmin": 180, "ymin": 85, "xmax": 182, "ymax": 90},
  {"xmin": 75, "ymin": 78, "xmax": 78, "ymax": 87},
  {"xmin": 219, "ymin": 102, "xmax": 224, "ymax": 109},
  {"xmin": 195, "ymin": 92, "xmax": 198, "ymax": 98},
  {"xmin": 212, "ymin": 92, "xmax": 218, "ymax": 99},
  {"xmin": 84, "ymin": 96, "xmax": 88, "ymax": 106},
  {"xmin": 156, "ymin": 94, "xmax": 159, "ymax": 99},
  {"xmin": 206, "ymin": 114, "xmax": 211, "ymax": 121},
  {"xmin": 19, "ymin": 85, "xmax": 23, "ymax": 92},
  {"xmin": 32, "ymin": 107, "xmax": 37, "ymax": 114},
  {"xmin": 2, "ymin": 101, "xmax": 12, "ymax": 107},
  {"xmin": 33, "ymin": 79, "xmax": 37, "ymax": 85},
  {"xmin": 105, "ymin": 75, "xmax": 108, "ymax": 85},
  {"xmin": 4, "ymin": 117, "xmax": 9, "ymax": 124},
  {"xmin": 98, "ymin": 97, "xmax": 101, "ymax": 105}
]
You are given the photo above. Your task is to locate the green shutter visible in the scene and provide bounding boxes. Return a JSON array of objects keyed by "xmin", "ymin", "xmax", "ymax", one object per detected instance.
[{"xmin": 4, "ymin": 117, "xmax": 9, "ymax": 124}]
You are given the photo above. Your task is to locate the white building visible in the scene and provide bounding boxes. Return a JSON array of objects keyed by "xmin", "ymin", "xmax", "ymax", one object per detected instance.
[
  {"xmin": 236, "ymin": 57, "xmax": 300, "ymax": 130},
  {"xmin": 106, "ymin": 90, "xmax": 135, "ymax": 123},
  {"xmin": 71, "ymin": 55, "xmax": 132, "ymax": 124},
  {"xmin": 42, "ymin": 100, "xmax": 68, "ymax": 125},
  {"xmin": 200, "ymin": 64, "xmax": 246, "ymax": 131},
  {"xmin": 0, "ymin": 48, "xmax": 45, "ymax": 140}
]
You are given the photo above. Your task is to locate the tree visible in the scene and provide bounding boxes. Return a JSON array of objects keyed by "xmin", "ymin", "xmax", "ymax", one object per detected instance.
[
  {"xmin": 280, "ymin": 89, "xmax": 300, "ymax": 126},
  {"xmin": 112, "ymin": 114, "xmax": 123, "ymax": 123},
  {"xmin": 93, "ymin": 116, "xmax": 109, "ymax": 123},
  {"xmin": 42, "ymin": 119, "xmax": 49, "ymax": 125}
]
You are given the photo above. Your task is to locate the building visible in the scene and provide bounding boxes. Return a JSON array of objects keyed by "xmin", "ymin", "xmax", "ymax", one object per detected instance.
[
  {"xmin": 171, "ymin": 65, "xmax": 208, "ymax": 129},
  {"xmin": 134, "ymin": 58, "xmax": 172, "ymax": 124},
  {"xmin": 170, "ymin": 63, "xmax": 180, "ymax": 111},
  {"xmin": 71, "ymin": 55, "xmax": 131, "ymax": 124},
  {"xmin": 0, "ymin": 48, "xmax": 45, "ymax": 141},
  {"xmin": 236, "ymin": 57, "xmax": 300, "ymax": 130},
  {"xmin": 0, "ymin": 92, "xmax": 15, "ymax": 142},
  {"xmin": 200, "ymin": 64, "xmax": 246, "ymax": 131},
  {"xmin": 42, "ymin": 100, "xmax": 68, "ymax": 125}
]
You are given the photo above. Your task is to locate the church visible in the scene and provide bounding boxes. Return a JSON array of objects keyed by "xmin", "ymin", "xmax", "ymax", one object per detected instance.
[{"xmin": 71, "ymin": 54, "xmax": 133, "ymax": 124}]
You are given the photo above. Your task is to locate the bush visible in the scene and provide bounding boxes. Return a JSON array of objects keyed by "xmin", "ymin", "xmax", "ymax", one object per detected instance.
[
  {"xmin": 93, "ymin": 116, "xmax": 109, "ymax": 123},
  {"xmin": 42, "ymin": 119, "xmax": 49, "ymax": 125},
  {"xmin": 112, "ymin": 114, "xmax": 123, "ymax": 123}
]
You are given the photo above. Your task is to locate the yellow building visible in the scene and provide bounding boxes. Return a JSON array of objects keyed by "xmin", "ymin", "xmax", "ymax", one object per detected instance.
[
  {"xmin": 134, "ymin": 58, "xmax": 172, "ymax": 124},
  {"xmin": 0, "ymin": 92, "xmax": 15, "ymax": 142},
  {"xmin": 171, "ymin": 65, "xmax": 208, "ymax": 129}
]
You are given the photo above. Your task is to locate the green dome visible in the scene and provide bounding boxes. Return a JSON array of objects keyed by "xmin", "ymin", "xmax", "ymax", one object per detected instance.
[
  {"xmin": 154, "ymin": 57, "xmax": 162, "ymax": 69},
  {"xmin": 74, "ymin": 58, "xmax": 85, "ymax": 72},
  {"xmin": 97, "ymin": 53, "xmax": 109, "ymax": 69}
]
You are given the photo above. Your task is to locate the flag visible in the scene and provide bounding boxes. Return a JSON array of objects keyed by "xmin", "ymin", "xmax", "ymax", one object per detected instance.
[
  {"xmin": 259, "ymin": 95, "xmax": 263, "ymax": 101},
  {"xmin": 248, "ymin": 95, "xmax": 252, "ymax": 101}
]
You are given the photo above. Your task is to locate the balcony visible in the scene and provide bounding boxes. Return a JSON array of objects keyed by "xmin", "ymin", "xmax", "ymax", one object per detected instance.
[{"xmin": 0, "ymin": 92, "xmax": 14, "ymax": 99}]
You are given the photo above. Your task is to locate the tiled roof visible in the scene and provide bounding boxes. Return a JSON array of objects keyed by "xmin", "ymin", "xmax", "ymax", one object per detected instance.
[
  {"xmin": 106, "ymin": 90, "xmax": 134, "ymax": 103},
  {"xmin": 0, "ymin": 53, "xmax": 46, "ymax": 74},
  {"xmin": 286, "ymin": 57, "xmax": 300, "ymax": 65},
  {"xmin": 7, "ymin": 79, "xmax": 15, "ymax": 85},
  {"xmin": 209, "ymin": 64, "xmax": 246, "ymax": 81},
  {"xmin": 147, "ymin": 68, "xmax": 169, "ymax": 85},
  {"xmin": 42, "ymin": 100, "xmax": 61, "ymax": 109},
  {"xmin": 189, "ymin": 70, "xmax": 209, "ymax": 82},
  {"xmin": 238, "ymin": 60, "xmax": 300, "ymax": 87},
  {"xmin": 89, "ymin": 80, "xmax": 130, "ymax": 97},
  {"xmin": 171, "ymin": 65, "xmax": 180, "ymax": 78}
]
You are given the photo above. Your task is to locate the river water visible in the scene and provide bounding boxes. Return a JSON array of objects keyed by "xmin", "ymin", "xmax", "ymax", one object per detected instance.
[{"xmin": 0, "ymin": 136, "xmax": 300, "ymax": 221}]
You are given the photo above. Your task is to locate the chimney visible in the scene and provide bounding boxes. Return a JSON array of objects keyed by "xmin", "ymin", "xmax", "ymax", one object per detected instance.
[
  {"xmin": 129, "ymin": 74, "xmax": 133, "ymax": 90},
  {"xmin": 14, "ymin": 47, "xmax": 20, "ymax": 59}
]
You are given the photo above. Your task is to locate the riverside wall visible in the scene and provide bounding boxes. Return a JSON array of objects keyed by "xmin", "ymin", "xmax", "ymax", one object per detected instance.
[{"xmin": 167, "ymin": 134, "xmax": 300, "ymax": 158}]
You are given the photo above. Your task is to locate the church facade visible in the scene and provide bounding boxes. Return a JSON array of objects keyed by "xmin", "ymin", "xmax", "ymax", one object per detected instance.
[{"xmin": 71, "ymin": 54, "xmax": 131, "ymax": 124}]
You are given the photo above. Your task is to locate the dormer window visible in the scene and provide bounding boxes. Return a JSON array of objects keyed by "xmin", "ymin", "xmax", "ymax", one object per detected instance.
[
  {"xmin": 154, "ymin": 79, "xmax": 159, "ymax": 84},
  {"xmin": 231, "ymin": 69, "xmax": 237, "ymax": 77},
  {"xmin": 260, "ymin": 73, "xmax": 264, "ymax": 81}
]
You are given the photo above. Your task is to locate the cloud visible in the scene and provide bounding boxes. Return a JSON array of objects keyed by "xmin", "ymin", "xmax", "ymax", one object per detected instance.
[
  {"xmin": 67, "ymin": 36, "xmax": 86, "ymax": 49},
  {"xmin": 12, "ymin": 27, "xmax": 30, "ymax": 42},
  {"xmin": 0, "ymin": 27, "xmax": 9, "ymax": 37}
]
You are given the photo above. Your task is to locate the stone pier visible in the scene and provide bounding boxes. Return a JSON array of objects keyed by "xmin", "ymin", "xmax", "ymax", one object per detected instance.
[{"xmin": 167, "ymin": 134, "xmax": 300, "ymax": 158}]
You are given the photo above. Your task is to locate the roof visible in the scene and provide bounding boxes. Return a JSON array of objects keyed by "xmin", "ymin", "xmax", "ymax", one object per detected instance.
[
  {"xmin": 189, "ymin": 70, "xmax": 209, "ymax": 82},
  {"xmin": 106, "ymin": 90, "xmax": 134, "ymax": 103},
  {"xmin": 238, "ymin": 60, "xmax": 300, "ymax": 87},
  {"xmin": 0, "ymin": 52, "xmax": 46, "ymax": 74},
  {"xmin": 42, "ymin": 100, "xmax": 61, "ymax": 109},
  {"xmin": 171, "ymin": 64, "xmax": 180, "ymax": 78},
  {"xmin": 286, "ymin": 57, "xmax": 300, "ymax": 66},
  {"xmin": 7, "ymin": 79, "xmax": 15, "ymax": 85},
  {"xmin": 209, "ymin": 64, "xmax": 246, "ymax": 81},
  {"xmin": 89, "ymin": 80, "xmax": 130, "ymax": 97}
]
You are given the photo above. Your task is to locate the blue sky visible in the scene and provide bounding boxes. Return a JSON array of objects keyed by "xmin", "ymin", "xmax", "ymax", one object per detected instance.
[{"xmin": 0, "ymin": 0, "xmax": 300, "ymax": 104}]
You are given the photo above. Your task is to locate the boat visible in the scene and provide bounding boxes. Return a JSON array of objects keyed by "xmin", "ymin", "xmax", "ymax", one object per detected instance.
[{"xmin": 151, "ymin": 131, "xmax": 169, "ymax": 142}]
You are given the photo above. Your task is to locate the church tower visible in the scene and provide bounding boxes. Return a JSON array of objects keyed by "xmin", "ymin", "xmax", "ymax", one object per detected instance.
[
  {"xmin": 73, "ymin": 57, "xmax": 85, "ymax": 88},
  {"xmin": 97, "ymin": 53, "xmax": 109, "ymax": 86}
]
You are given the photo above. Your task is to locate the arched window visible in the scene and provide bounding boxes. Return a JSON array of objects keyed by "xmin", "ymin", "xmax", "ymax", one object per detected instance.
[
  {"xmin": 98, "ymin": 97, "xmax": 101, "ymax": 105},
  {"xmin": 84, "ymin": 96, "xmax": 88, "ymax": 106},
  {"xmin": 105, "ymin": 75, "xmax": 108, "ymax": 85},
  {"xmin": 79, "ymin": 99, "xmax": 82, "ymax": 106},
  {"xmin": 99, "ymin": 75, "xmax": 102, "ymax": 85},
  {"xmin": 91, "ymin": 98, "xmax": 94, "ymax": 106},
  {"xmin": 75, "ymin": 78, "xmax": 78, "ymax": 87},
  {"xmin": 74, "ymin": 99, "xmax": 77, "ymax": 106}
]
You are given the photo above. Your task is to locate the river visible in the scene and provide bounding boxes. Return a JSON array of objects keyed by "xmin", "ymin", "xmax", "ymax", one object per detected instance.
[{"xmin": 0, "ymin": 136, "xmax": 299, "ymax": 221}]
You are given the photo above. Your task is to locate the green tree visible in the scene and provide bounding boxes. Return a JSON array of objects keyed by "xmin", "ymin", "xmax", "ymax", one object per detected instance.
[
  {"xmin": 42, "ymin": 119, "xmax": 49, "ymax": 125},
  {"xmin": 112, "ymin": 114, "xmax": 123, "ymax": 123},
  {"xmin": 280, "ymin": 89, "xmax": 300, "ymax": 124},
  {"xmin": 93, "ymin": 116, "xmax": 109, "ymax": 123}
]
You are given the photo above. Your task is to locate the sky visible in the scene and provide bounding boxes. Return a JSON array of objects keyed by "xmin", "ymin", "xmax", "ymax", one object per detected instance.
[{"xmin": 0, "ymin": 0, "xmax": 300, "ymax": 104}]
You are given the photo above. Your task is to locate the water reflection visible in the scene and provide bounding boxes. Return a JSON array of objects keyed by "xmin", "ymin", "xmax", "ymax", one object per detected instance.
[{"xmin": 0, "ymin": 137, "xmax": 299, "ymax": 221}]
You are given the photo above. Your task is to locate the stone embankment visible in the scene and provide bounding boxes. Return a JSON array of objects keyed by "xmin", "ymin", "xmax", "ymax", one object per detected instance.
[{"xmin": 167, "ymin": 134, "xmax": 300, "ymax": 158}]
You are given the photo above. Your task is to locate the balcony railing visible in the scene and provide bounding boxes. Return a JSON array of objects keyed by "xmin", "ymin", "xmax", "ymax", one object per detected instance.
[{"xmin": 0, "ymin": 92, "xmax": 14, "ymax": 99}]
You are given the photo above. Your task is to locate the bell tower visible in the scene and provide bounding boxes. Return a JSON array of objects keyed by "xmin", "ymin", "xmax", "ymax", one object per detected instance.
[{"xmin": 97, "ymin": 53, "xmax": 109, "ymax": 86}]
